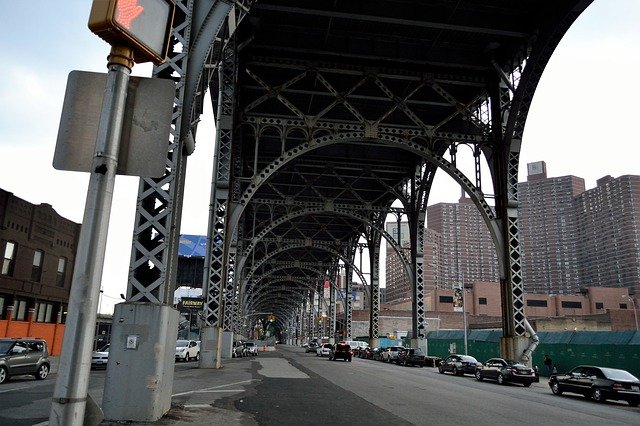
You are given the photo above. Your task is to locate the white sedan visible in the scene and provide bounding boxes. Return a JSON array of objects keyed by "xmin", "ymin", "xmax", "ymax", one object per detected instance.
[{"xmin": 316, "ymin": 343, "xmax": 332, "ymax": 357}]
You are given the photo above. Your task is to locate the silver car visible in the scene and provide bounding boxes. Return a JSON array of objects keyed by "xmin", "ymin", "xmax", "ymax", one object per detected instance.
[
  {"xmin": 381, "ymin": 346, "xmax": 404, "ymax": 363},
  {"xmin": 0, "ymin": 338, "xmax": 50, "ymax": 384}
]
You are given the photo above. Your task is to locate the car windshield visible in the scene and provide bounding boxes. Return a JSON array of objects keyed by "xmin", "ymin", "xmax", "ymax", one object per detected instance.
[
  {"xmin": 323, "ymin": 344, "xmax": 332, "ymax": 348},
  {"xmin": 98, "ymin": 345, "xmax": 110, "ymax": 352},
  {"xmin": 413, "ymin": 349, "xmax": 425, "ymax": 356},
  {"xmin": 176, "ymin": 340, "xmax": 189, "ymax": 348},
  {"xmin": 460, "ymin": 355, "xmax": 478, "ymax": 362},
  {"xmin": 600, "ymin": 368, "xmax": 639, "ymax": 381},
  {"xmin": 245, "ymin": 342, "xmax": 255, "ymax": 347},
  {"xmin": 0, "ymin": 341, "xmax": 14, "ymax": 354}
]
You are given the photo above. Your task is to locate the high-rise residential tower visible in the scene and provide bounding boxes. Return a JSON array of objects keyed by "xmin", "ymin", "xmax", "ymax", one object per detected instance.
[{"xmin": 518, "ymin": 161, "xmax": 585, "ymax": 294}]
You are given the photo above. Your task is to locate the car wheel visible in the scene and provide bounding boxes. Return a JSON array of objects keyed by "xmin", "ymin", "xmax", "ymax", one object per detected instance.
[
  {"xmin": 35, "ymin": 364, "xmax": 49, "ymax": 380},
  {"xmin": 438, "ymin": 366, "xmax": 444, "ymax": 374},
  {"xmin": 0, "ymin": 367, "xmax": 7, "ymax": 384},
  {"xmin": 195, "ymin": 352, "xmax": 200, "ymax": 361},
  {"xmin": 591, "ymin": 387, "xmax": 604, "ymax": 403},
  {"xmin": 550, "ymin": 380, "xmax": 563, "ymax": 395},
  {"xmin": 628, "ymin": 400, "xmax": 639, "ymax": 407},
  {"xmin": 452, "ymin": 366, "xmax": 458, "ymax": 376},
  {"xmin": 497, "ymin": 373, "xmax": 505, "ymax": 385},
  {"xmin": 523, "ymin": 382, "xmax": 531, "ymax": 388},
  {"xmin": 475, "ymin": 370, "xmax": 482, "ymax": 381}
]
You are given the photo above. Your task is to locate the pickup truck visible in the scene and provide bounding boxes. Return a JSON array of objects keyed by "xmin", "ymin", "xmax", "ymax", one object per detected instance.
[{"xmin": 175, "ymin": 339, "xmax": 200, "ymax": 362}]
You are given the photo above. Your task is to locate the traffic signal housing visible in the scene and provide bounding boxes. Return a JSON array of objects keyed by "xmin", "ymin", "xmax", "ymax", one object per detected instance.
[{"xmin": 89, "ymin": 0, "xmax": 175, "ymax": 65}]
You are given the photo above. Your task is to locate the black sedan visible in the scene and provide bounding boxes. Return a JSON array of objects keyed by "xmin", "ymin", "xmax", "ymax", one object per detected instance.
[
  {"xmin": 396, "ymin": 348, "xmax": 426, "ymax": 367},
  {"xmin": 549, "ymin": 365, "xmax": 640, "ymax": 406},
  {"xmin": 438, "ymin": 354, "xmax": 478, "ymax": 376},
  {"xmin": 475, "ymin": 358, "xmax": 536, "ymax": 387}
]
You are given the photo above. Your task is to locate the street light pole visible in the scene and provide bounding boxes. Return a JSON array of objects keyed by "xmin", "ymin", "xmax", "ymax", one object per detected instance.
[
  {"xmin": 624, "ymin": 295, "xmax": 639, "ymax": 331},
  {"xmin": 462, "ymin": 289, "xmax": 468, "ymax": 355}
]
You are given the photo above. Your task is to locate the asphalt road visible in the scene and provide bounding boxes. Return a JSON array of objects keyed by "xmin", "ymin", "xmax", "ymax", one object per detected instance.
[{"xmin": 0, "ymin": 346, "xmax": 638, "ymax": 425}]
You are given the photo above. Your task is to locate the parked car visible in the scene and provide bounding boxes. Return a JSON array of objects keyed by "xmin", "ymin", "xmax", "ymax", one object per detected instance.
[
  {"xmin": 175, "ymin": 339, "xmax": 200, "ymax": 362},
  {"xmin": 396, "ymin": 348, "xmax": 426, "ymax": 367},
  {"xmin": 359, "ymin": 347, "xmax": 373, "ymax": 359},
  {"xmin": 0, "ymin": 338, "xmax": 50, "ymax": 384},
  {"xmin": 329, "ymin": 343, "xmax": 352, "ymax": 362},
  {"xmin": 243, "ymin": 341, "xmax": 259, "ymax": 356},
  {"xmin": 549, "ymin": 365, "xmax": 640, "ymax": 406},
  {"xmin": 316, "ymin": 343, "xmax": 332, "ymax": 357},
  {"xmin": 305, "ymin": 342, "xmax": 320, "ymax": 353},
  {"xmin": 371, "ymin": 347, "xmax": 385, "ymax": 361},
  {"xmin": 91, "ymin": 344, "xmax": 110, "ymax": 369},
  {"xmin": 381, "ymin": 346, "xmax": 404, "ymax": 363},
  {"xmin": 438, "ymin": 354, "xmax": 479, "ymax": 376},
  {"xmin": 232, "ymin": 341, "xmax": 245, "ymax": 358},
  {"xmin": 475, "ymin": 358, "xmax": 536, "ymax": 387}
]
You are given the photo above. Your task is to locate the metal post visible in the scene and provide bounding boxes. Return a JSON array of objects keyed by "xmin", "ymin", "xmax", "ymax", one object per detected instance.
[
  {"xmin": 462, "ymin": 289, "xmax": 468, "ymax": 355},
  {"xmin": 49, "ymin": 46, "xmax": 133, "ymax": 426},
  {"xmin": 626, "ymin": 296, "xmax": 639, "ymax": 331}
]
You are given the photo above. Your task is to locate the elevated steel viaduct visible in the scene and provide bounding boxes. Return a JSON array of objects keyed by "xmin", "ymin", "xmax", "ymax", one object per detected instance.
[{"xmin": 111, "ymin": 0, "xmax": 592, "ymax": 405}]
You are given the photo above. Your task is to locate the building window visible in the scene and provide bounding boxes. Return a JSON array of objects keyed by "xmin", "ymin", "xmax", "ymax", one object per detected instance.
[
  {"xmin": 60, "ymin": 305, "xmax": 67, "ymax": 324},
  {"xmin": 2, "ymin": 241, "xmax": 17, "ymax": 276},
  {"xmin": 439, "ymin": 296, "xmax": 453, "ymax": 304},
  {"xmin": 35, "ymin": 302, "xmax": 54, "ymax": 323},
  {"xmin": 31, "ymin": 250, "xmax": 44, "ymax": 282},
  {"xmin": 478, "ymin": 297, "xmax": 487, "ymax": 305},
  {"xmin": 561, "ymin": 301, "xmax": 582, "ymax": 309},
  {"xmin": 12, "ymin": 299, "xmax": 28, "ymax": 321},
  {"xmin": 57, "ymin": 257, "xmax": 67, "ymax": 287},
  {"xmin": 620, "ymin": 303, "xmax": 628, "ymax": 309},
  {"xmin": 0, "ymin": 295, "xmax": 5, "ymax": 319},
  {"xmin": 595, "ymin": 302, "xmax": 604, "ymax": 310},
  {"xmin": 527, "ymin": 299, "xmax": 548, "ymax": 307}
]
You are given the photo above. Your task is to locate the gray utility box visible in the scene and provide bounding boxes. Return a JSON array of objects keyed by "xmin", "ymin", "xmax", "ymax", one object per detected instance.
[{"xmin": 102, "ymin": 302, "xmax": 179, "ymax": 422}]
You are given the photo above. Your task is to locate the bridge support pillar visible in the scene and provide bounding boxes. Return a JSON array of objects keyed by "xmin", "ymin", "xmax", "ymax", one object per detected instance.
[
  {"xmin": 199, "ymin": 326, "xmax": 220, "ymax": 368},
  {"xmin": 102, "ymin": 303, "xmax": 178, "ymax": 422},
  {"xmin": 500, "ymin": 336, "xmax": 530, "ymax": 364}
]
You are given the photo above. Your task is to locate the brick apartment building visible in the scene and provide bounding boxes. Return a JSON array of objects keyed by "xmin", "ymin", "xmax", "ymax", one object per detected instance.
[{"xmin": 1, "ymin": 188, "xmax": 80, "ymax": 353}]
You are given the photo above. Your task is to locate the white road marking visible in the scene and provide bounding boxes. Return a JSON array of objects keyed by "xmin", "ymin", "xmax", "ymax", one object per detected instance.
[{"xmin": 172, "ymin": 379, "xmax": 255, "ymax": 397}]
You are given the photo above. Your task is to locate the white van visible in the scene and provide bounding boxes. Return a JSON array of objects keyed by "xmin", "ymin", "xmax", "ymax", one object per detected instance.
[{"xmin": 343, "ymin": 340, "xmax": 369, "ymax": 350}]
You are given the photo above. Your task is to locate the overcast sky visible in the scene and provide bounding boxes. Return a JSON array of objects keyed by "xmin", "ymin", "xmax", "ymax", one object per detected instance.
[{"xmin": 1, "ymin": 1, "xmax": 639, "ymax": 314}]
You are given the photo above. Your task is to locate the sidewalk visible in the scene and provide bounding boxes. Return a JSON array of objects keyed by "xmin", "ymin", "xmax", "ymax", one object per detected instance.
[{"xmin": 48, "ymin": 355, "xmax": 258, "ymax": 425}]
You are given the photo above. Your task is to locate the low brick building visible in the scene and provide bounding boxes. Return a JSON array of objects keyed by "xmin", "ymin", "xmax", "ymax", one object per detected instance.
[{"xmin": 1, "ymin": 188, "xmax": 80, "ymax": 354}]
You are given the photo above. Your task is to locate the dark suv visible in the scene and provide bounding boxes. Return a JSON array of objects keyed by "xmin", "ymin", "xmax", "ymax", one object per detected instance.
[
  {"xmin": 329, "ymin": 343, "xmax": 353, "ymax": 362},
  {"xmin": 0, "ymin": 338, "xmax": 51, "ymax": 384}
]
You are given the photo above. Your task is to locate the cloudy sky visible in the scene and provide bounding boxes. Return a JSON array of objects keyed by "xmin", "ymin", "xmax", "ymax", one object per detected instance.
[{"xmin": 1, "ymin": 1, "xmax": 639, "ymax": 313}]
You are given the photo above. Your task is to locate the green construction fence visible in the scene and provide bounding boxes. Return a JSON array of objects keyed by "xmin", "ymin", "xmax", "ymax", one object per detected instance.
[{"xmin": 424, "ymin": 330, "xmax": 640, "ymax": 378}]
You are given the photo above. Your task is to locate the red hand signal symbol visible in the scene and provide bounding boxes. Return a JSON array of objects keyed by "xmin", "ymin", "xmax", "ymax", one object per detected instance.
[{"xmin": 116, "ymin": 0, "xmax": 144, "ymax": 30}]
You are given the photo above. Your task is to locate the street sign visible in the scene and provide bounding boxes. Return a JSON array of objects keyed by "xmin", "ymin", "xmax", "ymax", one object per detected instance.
[
  {"xmin": 54, "ymin": 71, "xmax": 174, "ymax": 177},
  {"xmin": 88, "ymin": 0, "xmax": 175, "ymax": 64}
]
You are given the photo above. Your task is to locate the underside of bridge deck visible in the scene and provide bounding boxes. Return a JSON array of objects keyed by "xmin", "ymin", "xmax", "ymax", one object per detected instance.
[{"xmin": 128, "ymin": 0, "xmax": 593, "ymax": 359}]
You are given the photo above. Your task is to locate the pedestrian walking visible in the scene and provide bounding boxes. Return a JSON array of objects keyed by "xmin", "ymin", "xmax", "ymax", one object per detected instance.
[{"xmin": 543, "ymin": 354, "xmax": 553, "ymax": 376}]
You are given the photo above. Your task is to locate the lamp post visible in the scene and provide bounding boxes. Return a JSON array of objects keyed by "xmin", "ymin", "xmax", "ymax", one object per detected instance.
[
  {"xmin": 623, "ymin": 295, "xmax": 639, "ymax": 331},
  {"xmin": 462, "ymin": 289, "xmax": 468, "ymax": 355}
]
